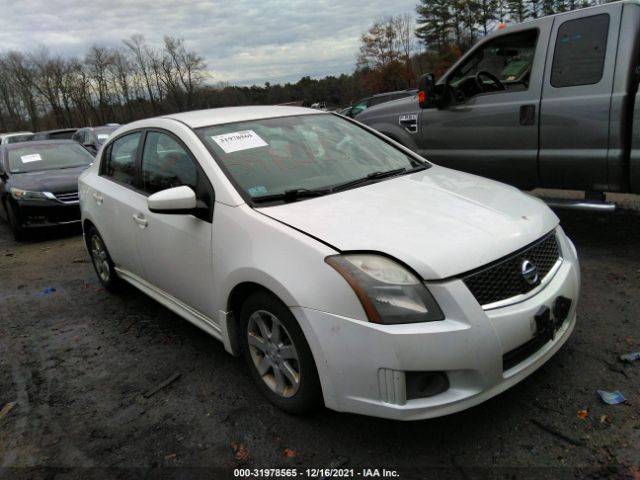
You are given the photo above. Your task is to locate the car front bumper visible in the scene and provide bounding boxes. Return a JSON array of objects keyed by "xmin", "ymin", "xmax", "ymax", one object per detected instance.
[
  {"xmin": 292, "ymin": 234, "xmax": 580, "ymax": 421},
  {"xmin": 14, "ymin": 201, "xmax": 81, "ymax": 228}
]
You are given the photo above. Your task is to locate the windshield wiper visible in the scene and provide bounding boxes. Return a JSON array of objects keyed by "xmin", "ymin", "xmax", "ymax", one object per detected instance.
[
  {"xmin": 252, "ymin": 165, "xmax": 430, "ymax": 204},
  {"xmin": 330, "ymin": 167, "xmax": 408, "ymax": 193},
  {"xmin": 252, "ymin": 187, "xmax": 331, "ymax": 204},
  {"xmin": 404, "ymin": 163, "xmax": 429, "ymax": 173}
]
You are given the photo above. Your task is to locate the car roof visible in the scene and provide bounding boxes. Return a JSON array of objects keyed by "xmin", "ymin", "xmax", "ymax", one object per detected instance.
[
  {"xmin": 161, "ymin": 106, "xmax": 323, "ymax": 129},
  {"xmin": 0, "ymin": 131, "xmax": 33, "ymax": 137},
  {"xmin": 2, "ymin": 139, "xmax": 77, "ymax": 150},
  {"xmin": 34, "ymin": 128, "xmax": 78, "ymax": 135},
  {"xmin": 370, "ymin": 89, "xmax": 416, "ymax": 98},
  {"xmin": 77, "ymin": 125, "xmax": 119, "ymax": 131}
]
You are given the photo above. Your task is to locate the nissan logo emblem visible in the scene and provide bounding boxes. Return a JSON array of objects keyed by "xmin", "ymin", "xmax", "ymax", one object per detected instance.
[{"xmin": 521, "ymin": 259, "xmax": 540, "ymax": 286}]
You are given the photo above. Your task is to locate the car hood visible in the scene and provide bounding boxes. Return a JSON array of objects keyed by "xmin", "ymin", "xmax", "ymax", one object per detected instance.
[
  {"xmin": 259, "ymin": 166, "xmax": 559, "ymax": 280},
  {"xmin": 9, "ymin": 165, "xmax": 88, "ymax": 194},
  {"xmin": 357, "ymin": 95, "xmax": 417, "ymax": 122}
]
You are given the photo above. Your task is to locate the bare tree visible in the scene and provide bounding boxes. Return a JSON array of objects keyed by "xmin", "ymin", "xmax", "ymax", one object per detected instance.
[{"xmin": 123, "ymin": 35, "xmax": 159, "ymax": 115}]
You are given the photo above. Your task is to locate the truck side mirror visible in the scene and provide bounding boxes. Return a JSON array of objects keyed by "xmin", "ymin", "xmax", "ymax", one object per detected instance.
[{"xmin": 418, "ymin": 73, "xmax": 437, "ymax": 109}]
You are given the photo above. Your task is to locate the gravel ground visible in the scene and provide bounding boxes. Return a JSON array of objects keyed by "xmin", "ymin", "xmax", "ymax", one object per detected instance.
[{"xmin": 0, "ymin": 205, "xmax": 639, "ymax": 480}]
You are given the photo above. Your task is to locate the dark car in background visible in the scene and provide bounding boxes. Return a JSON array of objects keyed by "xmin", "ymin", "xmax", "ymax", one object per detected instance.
[
  {"xmin": 32, "ymin": 128, "xmax": 78, "ymax": 141},
  {"xmin": 71, "ymin": 125, "xmax": 120, "ymax": 155},
  {"xmin": 0, "ymin": 140, "xmax": 94, "ymax": 240},
  {"xmin": 342, "ymin": 89, "xmax": 417, "ymax": 118}
]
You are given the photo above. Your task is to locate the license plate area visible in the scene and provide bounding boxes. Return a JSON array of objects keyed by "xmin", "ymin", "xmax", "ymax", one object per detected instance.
[{"xmin": 502, "ymin": 296, "xmax": 572, "ymax": 371}]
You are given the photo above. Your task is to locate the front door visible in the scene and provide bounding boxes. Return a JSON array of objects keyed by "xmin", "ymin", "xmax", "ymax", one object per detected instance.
[
  {"xmin": 417, "ymin": 24, "xmax": 551, "ymax": 189},
  {"xmin": 132, "ymin": 130, "xmax": 216, "ymax": 319}
]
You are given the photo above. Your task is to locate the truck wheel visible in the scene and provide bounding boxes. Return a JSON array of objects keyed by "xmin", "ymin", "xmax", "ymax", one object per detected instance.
[
  {"xmin": 240, "ymin": 291, "xmax": 322, "ymax": 414},
  {"xmin": 86, "ymin": 226, "xmax": 122, "ymax": 292}
]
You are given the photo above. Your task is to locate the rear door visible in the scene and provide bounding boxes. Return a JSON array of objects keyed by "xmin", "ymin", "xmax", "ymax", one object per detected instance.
[
  {"xmin": 417, "ymin": 23, "xmax": 552, "ymax": 189},
  {"xmin": 91, "ymin": 131, "xmax": 147, "ymax": 276},
  {"xmin": 539, "ymin": 4, "xmax": 622, "ymax": 191}
]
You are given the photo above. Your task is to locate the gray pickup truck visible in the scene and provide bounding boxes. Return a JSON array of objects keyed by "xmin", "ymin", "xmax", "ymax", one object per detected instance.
[{"xmin": 357, "ymin": 0, "xmax": 640, "ymax": 200}]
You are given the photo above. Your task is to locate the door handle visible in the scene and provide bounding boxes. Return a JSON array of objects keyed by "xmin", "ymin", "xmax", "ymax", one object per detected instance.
[
  {"xmin": 399, "ymin": 114, "xmax": 418, "ymax": 134},
  {"xmin": 92, "ymin": 192, "xmax": 103, "ymax": 205},
  {"xmin": 132, "ymin": 213, "xmax": 148, "ymax": 228},
  {"xmin": 520, "ymin": 105, "xmax": 536, "ymax": 126}
]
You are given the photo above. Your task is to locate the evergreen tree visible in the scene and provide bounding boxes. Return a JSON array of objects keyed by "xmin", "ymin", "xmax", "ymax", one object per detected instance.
[
  {"xmin": 506, "ymin": 0, "xmax": 531, "ymax": 22},
  {"xmin": 416, "ymin": 0, "xmax": 453, "ymax": 51}
]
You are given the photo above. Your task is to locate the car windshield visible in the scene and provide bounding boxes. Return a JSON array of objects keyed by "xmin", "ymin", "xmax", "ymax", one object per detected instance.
[
  {"xmin": 94, "ymin": 127, "xmax": 118, "ymax": 145},
  {"xmin": 197, "ymin": 114, "xmax": 425, "ymax": 202},
  {"xmin": 7, "ymin": 143, "xmax": 94, "ymax": 174},
  {"xmin": 6, "ymin": 134, "xmax": 33, "ymax": 144}
]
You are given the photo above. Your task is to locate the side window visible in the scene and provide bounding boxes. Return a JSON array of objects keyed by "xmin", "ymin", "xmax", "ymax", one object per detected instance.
[
  {"xmin": 350, "ymin": 100, "xmax": 369, "ymax": 116},
  {"xmin": 102, "ymin": 132, "xmax": 141, "ymax": 187},
  {"xmin": 140, "ymin": 132, "xmax": 198, "ymax": 194},
  {"xmin": 448, "ymin": 29, "xmax": 539, "ymax": 100},
  {"xmin": 369, "ymin": 96, "xmax": 389, "ymax": 107},
  {"xmin": 551, "ymin": 14, "xmax": 609, "ymax": 88}
]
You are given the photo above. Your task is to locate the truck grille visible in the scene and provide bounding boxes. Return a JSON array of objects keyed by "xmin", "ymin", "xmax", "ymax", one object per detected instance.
[
  {"xmin": 462, "ymin": 231, "xmax": 561, "ymax": 308},
  {"xmin": 55, "ymin": 191, "xmax": 79, "ymax": 203}
]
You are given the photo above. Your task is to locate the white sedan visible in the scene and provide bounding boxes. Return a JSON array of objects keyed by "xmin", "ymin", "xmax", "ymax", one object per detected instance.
[{"xmin": 79, "ymin": 106, "xmax": 580, "ymax": 420}]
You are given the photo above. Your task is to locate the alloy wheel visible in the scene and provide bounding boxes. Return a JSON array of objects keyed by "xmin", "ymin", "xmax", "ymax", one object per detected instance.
[
  {"xmin": 90, "ymin": 235, "xmax": 111, "ymax": 284},
  {"xmin": 246, "ymin": 310, "xmax": 301, "ymax": 398}
]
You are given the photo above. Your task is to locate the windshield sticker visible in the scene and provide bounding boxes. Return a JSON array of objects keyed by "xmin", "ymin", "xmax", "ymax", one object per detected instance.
[
  {"xmin": 248, "ymin": 185, "xmax": 268, "ymax": 197},
  {"xmin": 211, "ymin": 130, "xmax": 268, "ymax": 154},
  {"xmin": 97, "ymin": 134, "xmax": 110, "ymax": 140},
  {"xmin": 21, "ymin": 153, "xmax": 42, "ymax": 163}
]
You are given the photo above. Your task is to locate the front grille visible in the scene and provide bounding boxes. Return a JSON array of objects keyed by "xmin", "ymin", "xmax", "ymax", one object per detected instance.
[
  {"xmin": 462, "ymin": 231, "xmax": 561, "ymax": 308},
  {"xmin": 55, "ymin": 191, "xmax": 79, "ymax": 203}
]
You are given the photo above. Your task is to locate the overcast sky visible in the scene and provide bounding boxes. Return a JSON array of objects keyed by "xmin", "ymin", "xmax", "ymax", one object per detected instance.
[{"xmin": 0, "ymin": 0, "xmax": 419, "ymax": 86}]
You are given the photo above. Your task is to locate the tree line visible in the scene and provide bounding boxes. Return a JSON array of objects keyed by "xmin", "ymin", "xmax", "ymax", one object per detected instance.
[
  {"xmin": 0, "ymin": 0, "xmax": 615, "ymax": 132},
  {"xmin": 415, "ymin": 0, "xmax": 612, "ymax": 52},
  {"xmin": 0, "ymin": 34, "xmax": 375, "ymax": 132}
]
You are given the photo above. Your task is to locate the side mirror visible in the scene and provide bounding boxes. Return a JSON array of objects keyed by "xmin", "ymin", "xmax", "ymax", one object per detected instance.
[
  {"xmin": 148, "ymin": 186, "xmax": 199, "ymax": 214},
  {"xmin": 418, "ymin": 73, "xmax": 437, "ymax": 109}
]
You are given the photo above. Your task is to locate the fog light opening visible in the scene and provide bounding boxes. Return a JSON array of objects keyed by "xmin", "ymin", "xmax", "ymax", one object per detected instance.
[{"xmin": 405, "ymin": 371, "xmax": 449, "ymax": 400}]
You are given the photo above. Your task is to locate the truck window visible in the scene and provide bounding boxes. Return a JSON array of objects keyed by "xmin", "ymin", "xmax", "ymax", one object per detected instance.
[
  {"xmin": 551, "ymin": 14, "xmax": 609, "ymax": 88},
  {"xmin": 447, "ymin": 29, "xmax": 538, "ymax": 103}
]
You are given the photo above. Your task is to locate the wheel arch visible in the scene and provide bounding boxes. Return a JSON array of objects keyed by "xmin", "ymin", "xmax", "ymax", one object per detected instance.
[
  {"xmin": 82, "ymin": 218, "xmax": 96, "ymax": 249},
  {"xmin": 224, "ymin": 281, "xmax": 291, "ymax": 357}
]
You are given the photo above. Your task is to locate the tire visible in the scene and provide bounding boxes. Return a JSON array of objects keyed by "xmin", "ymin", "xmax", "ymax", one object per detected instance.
[
  {"xmin": 6, "ymin": 202, "xmax": 25, "ymax": 241},
  {"xmin": 86, "ymin": 226, "xmax": 122, "ymax": 292},
  {"xmin": 240, "ymin": 291, "xmax": 322, "ymax": 414}
]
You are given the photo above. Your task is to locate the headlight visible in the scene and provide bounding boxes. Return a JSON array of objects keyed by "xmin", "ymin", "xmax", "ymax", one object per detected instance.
[
  {"xmin": 326, "ymin": 254, "xmax": 444, "ymax": 324},
  {"xmin": 10, "ymin": 188, "xmax": 54, "ymax": 201}
]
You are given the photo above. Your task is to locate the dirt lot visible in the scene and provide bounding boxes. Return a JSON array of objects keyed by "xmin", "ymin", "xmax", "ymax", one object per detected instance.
[{"xmin": 0, "ymin": 205, "xmax": 639, "ymax": 480}]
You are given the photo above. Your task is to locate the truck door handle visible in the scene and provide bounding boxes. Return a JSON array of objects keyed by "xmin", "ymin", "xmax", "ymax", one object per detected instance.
[
  {"xmin": 132, "ymin": 213, "xmax": 148, "ymax": 228},
  {"xmin": 399, "ymin": 114, "xmax": 418, "ymax": 134},
  {"xmin": 520, "ymin": 105, "xmax": 536, "ymax": 126},
  {"xmin": 92, "ymin": 192, "xmax": 103, "ymax": 205}
]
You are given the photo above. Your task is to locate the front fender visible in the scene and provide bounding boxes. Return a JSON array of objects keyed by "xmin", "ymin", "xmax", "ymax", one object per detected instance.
[{"xmin": 212, "ymin": 203, "xmax": 368, "ymax": 322}]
